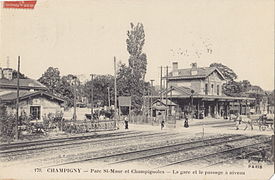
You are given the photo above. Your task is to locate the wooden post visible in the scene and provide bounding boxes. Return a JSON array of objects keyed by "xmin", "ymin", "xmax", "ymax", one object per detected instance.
[
  {"xmin": 15, "ymin": 56, "xmax": 20, "ymax": 140},
  {"xmin": 150, "ymin": 80, "xmax": 154, "ymax": 126},
  {"xmin": 272, "ymin": 134, "xmax": 275, "ymax": 174},
  {"xmin": 107, "ymin": 87, "xmax": 110, "ymax": 108},
  {"xmin": 165, "ymin": 66, "xmax": 168, "ymax": 122},
  {"xmin": 160, "ymin": 66, "xmax": 163, "ymax": 100},
  {"xmin": 129, "ymin": 99, "xmax": 131, "ymax": 125},
  {"xmin": 239, "ymin": 100, "xmax": 242, "ymax": 115},
  {"xmin": 90, "ymin": 74, "xmax": 94, "ymax": 121},
  {"xmin": 208, "ymin": 105, "xmax": 211, "ymax": 117},
  {"xmin": 245, "ymin": 100, "xmax": 248, "ymax": 115},
  {"xmin": 73, "ymin": 76, "xmax": 77, "ymax": 121},
  {"xmin": 202, "ymin": 101, "xmax": 205, "ymax": 118},
  {"xmin": 197, "ymin": 100, "xmax": 200, "ymax": 119},
  {"xmin": 114, "ymin": 57, "xmax": 117, "ymax": 129},
  {"xmin": 214, "ymin": 101, "xmax": 218, "ymax": 118}
]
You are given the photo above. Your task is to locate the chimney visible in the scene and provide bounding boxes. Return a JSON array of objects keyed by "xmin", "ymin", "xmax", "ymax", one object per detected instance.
[
  {"xmin": 191, "ymin": 63, "xmax": 197, "ymax": 69},
  {"xmin": 3, "ymin": 68, "xmax": 13, "ymax": 80},
  {"xmin": 190, "ymin": 63, "xmax": 198, "ymax": 75},
  {"xmin": 172, "ymin": 62, "xmax": 178, "ymax": 76}
]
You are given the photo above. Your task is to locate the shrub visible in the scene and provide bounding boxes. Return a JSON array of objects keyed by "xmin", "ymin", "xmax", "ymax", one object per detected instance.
[{"xmin": 0, "ymin": 105, "xmax": 16, "ymax": 142}]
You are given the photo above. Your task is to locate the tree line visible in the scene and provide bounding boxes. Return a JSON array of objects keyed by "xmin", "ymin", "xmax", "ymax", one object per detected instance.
[
  {"xmin": 38, "ymin": 23, "xmax": 150, "ymax": 114},
  {"xmin": 37, "ymin": 23, "xmax": 274, "ymax": 113}
]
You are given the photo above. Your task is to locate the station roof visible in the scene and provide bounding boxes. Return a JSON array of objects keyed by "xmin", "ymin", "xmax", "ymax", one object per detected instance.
[
  {"xmin": 167, "ymin": 67, "xmax": 225, "ymax": 80},
  {"xmin": 0, "ymin": 90, "xmax": 65, "ymax": 104},
  {"xmin": 150, "ymin": 85, "xmax": 255, "ymax": 101},
  {"xmin": 0, "ymin": 78, "xmax": 47, "ymax": 90}
]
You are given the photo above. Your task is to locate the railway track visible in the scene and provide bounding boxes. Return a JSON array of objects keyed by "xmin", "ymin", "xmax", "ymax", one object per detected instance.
[
  {"xmin": 0, "ymin": 131, "xmax": 180, "ymax": 156},
  {"xmin": 46, "ymin": 134, "xmax": 250, "ymax": 167},
  {"xmin": 204, "ymin": 146, "xmax": 271, "ymax": 168},
  {"xmin": 108, "ymin": 135, "xmax": 268, "ymax": 166},
  {"xmin": 0, "ymin": 130, "xmax": 138, "ymax": 151},
  {"xmin": 160, "ymin": 139, "xmax": 271, "ymax": 168}
]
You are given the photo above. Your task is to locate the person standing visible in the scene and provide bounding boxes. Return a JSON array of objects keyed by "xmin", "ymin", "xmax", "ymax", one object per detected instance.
[
  {"xmin": 160, "ymin": 112, "xmax": 165, "ymax": 130},
  {"xmin": 184, "ymin": 111, "xmax": 189, "ymax": 128},
  {"xmin": 124, "ymin": 116, "xmax": 129, "ymax": 129}
]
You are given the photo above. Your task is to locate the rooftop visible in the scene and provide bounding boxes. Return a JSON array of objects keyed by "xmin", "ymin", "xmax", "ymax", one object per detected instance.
[
  {"xmin": 0, "ymin": 78, "xmax": 47, "ymax": 90},
  {"xmin": 0, "ymin": 90, "xmax": 65, "ymax": 103},
  {"xmin": 168, "ymin": 66, "xmax": 225, "ymax": 80}
]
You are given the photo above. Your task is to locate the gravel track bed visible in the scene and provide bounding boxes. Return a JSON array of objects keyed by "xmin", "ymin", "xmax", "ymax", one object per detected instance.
[
  {"xmin": 199, "ymin": 144, "xmax": 272, "ymax": 168},
  {"xmin": 38, "ymin": 134, "xmax": 240, "ymax": 167},
  {"xmin": 1, "ymin": 132, "xmax": 185, "ymax": 165},
  {"xmin": 0, "ymin": 131, "xmax": 142, "ymax": 152},
  {"xmin": 93, "ymin": 135, "xmax": 244, "ymax": 163},
  {"xmin": 148, "ymin": 136, "xmax": 270, "ymax": 168},
  {"xmin": 0, "ymin": 131, "xmax": 175, "ymax": 160}
]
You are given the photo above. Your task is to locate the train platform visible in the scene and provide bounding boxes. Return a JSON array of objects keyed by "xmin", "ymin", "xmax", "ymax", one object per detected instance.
[
  {"xmin": 1, "ymin": 117, "xmax": 273, "ymax": 145},
  {"xmin": 122, "ymin": 117, "xmax": 274, "ymax": 137}
]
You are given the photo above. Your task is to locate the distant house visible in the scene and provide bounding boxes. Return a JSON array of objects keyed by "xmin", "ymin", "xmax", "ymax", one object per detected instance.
[
  {"xmin": 0, "ymin": 67, "xmax": 65, "ymax": 121},
  {"xmin": 152, "ymin": 99, "xmax": 176, "ymax": 117},
  {"xmin": 156, "ymin": 62, "xmax": 255, "ymax": 119}
]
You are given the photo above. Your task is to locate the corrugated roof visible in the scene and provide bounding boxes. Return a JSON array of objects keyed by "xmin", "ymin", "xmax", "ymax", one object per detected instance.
[{"xmin": 0, "ymin": 78, "xmax": 47, "ymax": 90}]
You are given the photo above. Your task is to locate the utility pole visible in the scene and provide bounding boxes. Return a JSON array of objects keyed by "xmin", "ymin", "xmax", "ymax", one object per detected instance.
[
  {"xmin": 90, "ymin": 74, "xmax": 94, "ymax": 121},
  {"xmin": 165, "ymin": 66, "xmax": 169, "ymax": 122},
  {"xmin": 15, "ymin": 56, "xmax": 20, "ymax": 140},
  {"xmin": 73, "ymin": 76, "xmax": 77, "ymax": 121},
  {"xmin": 107, "ymin": 87, "xmax": 111, "ymax": 108},
  {"xmin": 114, "ymin": 57, "xmax": 117, "ymax": 129},
  {"xmin": 160, "ymin": 66, "xmax": 163, "ymax": 100},
  {"xmin": 150, "ymin": 80, "xmax": 155, "ymax": 125}
]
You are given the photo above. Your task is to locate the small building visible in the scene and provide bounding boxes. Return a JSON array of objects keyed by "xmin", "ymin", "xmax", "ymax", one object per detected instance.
[
  {"xmin": 0, "ymin": 91, "xmax": 65, "ymax": 121},
  {"xmin": 0, "ymin": 67, "xmax": 65, "ymax": 121},
  {"xmin": 152, "ymin": 99, "xmax": 177, "ymax": 117}
]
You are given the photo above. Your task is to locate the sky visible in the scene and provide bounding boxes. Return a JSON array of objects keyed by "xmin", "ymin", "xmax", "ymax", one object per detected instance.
[{"xmin": 0, "ymin": 0, "xmax": 274, "ymax": 90}]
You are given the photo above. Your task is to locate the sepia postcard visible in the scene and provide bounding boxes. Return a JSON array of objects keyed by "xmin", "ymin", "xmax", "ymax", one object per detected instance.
[{"xmin": 0, "ymin": 0, "xmax": 274, "ymax": 180}]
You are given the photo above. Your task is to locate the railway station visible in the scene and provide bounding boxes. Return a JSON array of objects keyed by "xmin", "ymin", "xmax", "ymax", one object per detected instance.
[{"xmin": 148, "ymin": 62, "xmax": 256, "ymax": 122}]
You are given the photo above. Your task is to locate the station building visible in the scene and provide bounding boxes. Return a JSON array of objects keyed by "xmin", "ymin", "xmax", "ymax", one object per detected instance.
[{"xmin": 152, "ymin": 62, "xmax": 255, "ymax": 119}]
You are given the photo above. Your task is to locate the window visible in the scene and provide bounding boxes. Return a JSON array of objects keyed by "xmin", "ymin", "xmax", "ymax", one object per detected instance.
[
  {"xmin": 217, "ymin": 85, "xmax": 220, "ymax": 95},
  {"xmin": 205, "ymin": 84, "xmax": 208, "ymax": 95},
  {"xmin": 211, "ymin": 84, "xmax": 214, "ymax": 95}
]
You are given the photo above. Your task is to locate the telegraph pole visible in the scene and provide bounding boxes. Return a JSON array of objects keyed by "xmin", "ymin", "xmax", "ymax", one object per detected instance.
[
  {"xmin": 150, "ymin": 80, "xmax": 155, "ymax": 125},
  {"xmin": 114, "ymin": 57, "xmax": 117, "ymax": 129},
  {"xmin": 165, "ymin": 66, "xmax": 169, "ymax": 122},
  {"xmin": 15, "ymin": 56, "xmax": 20, "ymax": 140},
  {"xmin": 107, "ymin": 87, "xmax": 111, "ymax": 108},
  {"xmin": 90, "ymin": 74, "xmax": 94, "ymax": 121},
  {"xmin": 73, "ymin": 76, "xmax": 77, "ymax": 121},
  {"xmin": 160, "ymin": 66, "xmax": 163, "ymax": 100}
]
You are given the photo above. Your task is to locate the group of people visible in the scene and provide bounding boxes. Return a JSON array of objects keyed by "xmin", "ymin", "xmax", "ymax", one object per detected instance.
[
  {"xmin": 158, "ymin": 111, "xmax": 190, "ymax": 130},
  {"xmin": 122, "ymin": 111, "xmax": 190, "ymax": 130}
]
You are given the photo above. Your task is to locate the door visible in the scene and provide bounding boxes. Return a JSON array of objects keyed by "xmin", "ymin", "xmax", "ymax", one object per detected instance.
[{"xmin": 30, "ymin": 106, "xmax": 41, "ymax": 120}]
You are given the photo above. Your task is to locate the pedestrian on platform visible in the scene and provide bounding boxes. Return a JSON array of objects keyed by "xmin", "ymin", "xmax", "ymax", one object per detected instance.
[
  {"xmin": 124, "ymin": 116, "xmax": 129, "ymax": 129},
  {"xmin": 235, "ymin": 113, "xmax": 241, "ymax": 130},
  {"xmin": 161, "ymin": 120, "xmax": 165, "ymax": 130},
  {"xmin": 159, "ymin": 112, "xmax": 165, "ymax": 130},
  {"xmin": 184, "ymin": 111, "xmax": 189, "ymax": 128}
]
